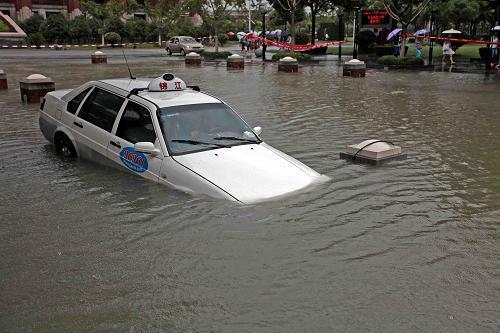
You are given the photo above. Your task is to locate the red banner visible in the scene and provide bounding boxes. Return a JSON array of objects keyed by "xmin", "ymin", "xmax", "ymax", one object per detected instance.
[
  {"xmin": 403, "ymin": 34, "xmax": 500, "ymax": 46},
  {"xmin": 249, "ymin": 35, "xmax": 346, "ymax": 52}
]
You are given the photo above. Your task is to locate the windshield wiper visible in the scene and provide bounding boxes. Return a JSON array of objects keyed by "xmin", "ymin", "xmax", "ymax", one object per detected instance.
[
  {"xmin": 213, "ymin": 136, "xmax": 260, "ymax": 144},
  {"xmin": 172, "ymin": 139, "xmax": 229, "ymax": 148}
]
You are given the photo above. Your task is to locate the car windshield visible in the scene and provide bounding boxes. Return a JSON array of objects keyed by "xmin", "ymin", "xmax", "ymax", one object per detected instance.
[
  {"xmin": 180, "ymin": 37, "xmax": 197, "ymax": 44},
  {"xmin": 159, "ymin": 103, "xmax": 261, "ymax": 155}
]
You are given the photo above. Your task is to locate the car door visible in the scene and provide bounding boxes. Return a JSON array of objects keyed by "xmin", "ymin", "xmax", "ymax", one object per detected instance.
[
  {"xmin": 173, "ymin": 37, "xmax": 180, "ymax": 53},
  {"xmin": 73, "ymin": 87, "xmax": 125, "ymax": 162},
  {"xmin": 108, "ymin": 99, "xmax": 163, "ymax": 182}
]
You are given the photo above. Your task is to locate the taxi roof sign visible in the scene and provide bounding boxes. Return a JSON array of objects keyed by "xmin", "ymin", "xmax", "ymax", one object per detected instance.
[{"xmin": 148, "ymin": 73, "xmax": 187, "ymax": 92}]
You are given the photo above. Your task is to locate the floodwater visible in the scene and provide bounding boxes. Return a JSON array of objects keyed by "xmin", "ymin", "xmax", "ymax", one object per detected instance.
[{"xmin": 1, "ymin": 51, "xmax": 499, "ymax": 332}]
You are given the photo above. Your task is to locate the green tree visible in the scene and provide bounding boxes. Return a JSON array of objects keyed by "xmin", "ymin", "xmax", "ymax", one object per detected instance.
[
  {"xmin": 69, "ymin": 16, "xmax": 92, "ymax": 44},
  {"xmin": 435, "ymin": 0, "xmax": 486, "ymax": 32},
  {"xmin": 271, "ymin": 0, "xmax": 306, "ymax": 44},
  {"xmin": 80, "ymin": 0, "xmax": 137, "ymax": 46},
  {"xmin": 124, "ymin": 18, "xmax": 149, "ymax": 43},
  {"xmin": 40, "ymin": 14, "xmax": 68, "ymax": 44},
  {"xmin": 145, "ymin": 0, "xmax": 186, "ymax": 46},
  {"xmin": 193, "ymin": 0, "xmax": 245, "ymax": 52},
  {"xmin": 302, "ymin": 0, "xmax": 332, "ymax": 44},
  {"xmin": 19, "ymin": 14, "xmax": 44, "ymax": 34},
  {"xmin": 380, "ymin": 0, "xmax": 431, "ymax": 57}
]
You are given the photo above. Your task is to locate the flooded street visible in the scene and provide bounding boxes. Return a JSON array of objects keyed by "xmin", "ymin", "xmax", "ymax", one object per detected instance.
[{"xmin": 1, "ymin": 52, "xmax": 499, "ymax": 332}]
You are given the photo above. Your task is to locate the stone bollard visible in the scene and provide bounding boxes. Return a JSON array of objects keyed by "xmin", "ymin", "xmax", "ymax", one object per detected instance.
[
  {"xmin": 91, "ymin": 51, "xmax": 107, "ymax": 64},
  {"xmin": 0, "ymin": 70, "xmax": 7, "ymax": 90},
  {"xmin": 20, "ymin": 74, "xmax": 55, "ymax": 103},
  {"xmin": 185, "ymin": 52, "xmax": 202, "ymax": 65},
  {"xmin": 343, "ymin": 59, "xmax": 366, "ymax": 77},
  {"xmin": 227, "ymin": 54, "xmax": 244, "ymax": 70},
  {"xmin": 278, "ymin": 56, "xmax": 299, "ymax": 72}
]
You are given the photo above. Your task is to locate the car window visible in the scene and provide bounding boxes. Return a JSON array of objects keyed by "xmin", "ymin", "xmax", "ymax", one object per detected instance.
[
  {"xmin": 67, "ymin": 87, "xmax": 92, "ymax": 114},
  {"xmin": 180, "ymin": 37, "xmax": 196, "ymax": 43},
  {"xmin": 78, "ymin": 88, "xmax": 124, "ymax": 132},
  {"xmin": 116, "ymin": 101, "xmax": 156, "ymax": 144},
  {"xmin": 174, "ymin": 38, "xmax": 179, "ymax": 43},
  {"xmin": 169, "ymin": 38, "xmax": 174, "ymax": 43},
  {"xmin": 159, "ymin": 103, "xmax": 260, "ymax": 155}
]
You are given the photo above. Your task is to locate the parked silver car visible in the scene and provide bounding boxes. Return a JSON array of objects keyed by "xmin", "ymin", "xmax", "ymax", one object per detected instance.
[{"xmin": 166, "ymin": 36, "xmax": 204, "ymax": 56}]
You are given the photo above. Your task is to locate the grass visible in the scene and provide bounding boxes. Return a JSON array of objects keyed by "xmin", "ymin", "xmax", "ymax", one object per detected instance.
[
  {"xmin": 327, "ymin": 43, "xmax": 481, "ymax": 59},
  {"xmin": 327, "ymin": 46, "xmax": 354, "ymax": 55}
]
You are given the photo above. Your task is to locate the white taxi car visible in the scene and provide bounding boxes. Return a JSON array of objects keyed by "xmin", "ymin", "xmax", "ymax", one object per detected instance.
[{"xmin": 39, "ymin": 73, "xmax": 325, "ymax": 204}]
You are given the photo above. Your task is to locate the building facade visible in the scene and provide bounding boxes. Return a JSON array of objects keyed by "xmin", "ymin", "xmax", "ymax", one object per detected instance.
[
  {"xmin": 0, "ymin": 0, "xmax": 82, "ymax": 21},
  {"xmin": 0, "ymin": 0, "xmax": 201, "ymax": 25}
]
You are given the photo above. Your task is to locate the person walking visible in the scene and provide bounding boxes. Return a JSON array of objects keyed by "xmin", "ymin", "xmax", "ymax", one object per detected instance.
[
  {"xmin": 415, "ymin": 41, "xmax": 423, "ymax": 59},
  {"xmin": 442, "ymin": 40, "xmax": 455, "ymax": 64}
]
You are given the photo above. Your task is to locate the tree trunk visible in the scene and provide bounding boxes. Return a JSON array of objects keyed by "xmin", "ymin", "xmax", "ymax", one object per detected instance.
[
  {"xmin": 158, "ymin": 31, "xmax": 162, "ymax": 46},
  {"xmin": 399, "ymin": 24, "xmax": 408, "ymax": 58},
  {"xmin": 311, "ymin": 8, "xmax": 316, "ymax": 45},
  {"xmin": 101, "ymin": 32, "xmax": 105, "ymax": 46},
  {"xmin": 214, "ymin": 24, "xmax": 219, "ymax": 52},
  {"xmin": 290, "ymin": 9, "xmax": 296, "ymax": 44}
]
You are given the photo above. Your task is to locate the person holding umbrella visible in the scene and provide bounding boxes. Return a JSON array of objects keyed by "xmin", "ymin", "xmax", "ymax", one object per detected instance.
[
  {"xmin": 387, "ymin": 28, "xmax": 402, "ymax": 56},
  {"xmin": 491, "ymin": 26, "xmax": 500, "ymax": 68},
  {"xmin": 441, "ymin": 29, "xmax": 461, "ymax": 65}
]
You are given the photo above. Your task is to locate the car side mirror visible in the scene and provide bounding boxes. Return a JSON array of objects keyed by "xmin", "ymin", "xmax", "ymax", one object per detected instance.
[
  {"xmin": 253, "ymin": 126, "xmax": 262, "ymax": 135},
  {"xmin": 135, "ymin": 142, "xmax": 160, "ymax": 156}
]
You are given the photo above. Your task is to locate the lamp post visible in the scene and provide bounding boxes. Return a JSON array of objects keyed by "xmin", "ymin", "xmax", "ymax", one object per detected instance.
[
  {"xmin": 248, "ymin": 0, "xmax": 256, "ymax": 32},
  {"xmin": 260, "ymin": 3, "xmax": 270, "ymax": 61},
  {"xmin": 428, "ymin": 6, "xmax": 438, "ymax": 65},
  {"xmin": 353, "ymin": 6, "xmax": 360, "ymax": 59},
  {"xmin": 338, "ymin": 12, "xmax": 344, "ymax": 61}
]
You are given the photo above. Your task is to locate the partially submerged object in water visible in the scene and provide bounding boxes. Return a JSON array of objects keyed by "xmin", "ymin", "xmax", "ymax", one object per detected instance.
[{"xmin": 340, "ymin": 139, "xmax": 406, "ymax": 165}]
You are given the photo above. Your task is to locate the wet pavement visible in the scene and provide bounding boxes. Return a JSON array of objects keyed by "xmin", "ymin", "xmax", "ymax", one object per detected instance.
[{"xmin": 0, "ymin": 51, "xmax": 499, "ymax": 332}]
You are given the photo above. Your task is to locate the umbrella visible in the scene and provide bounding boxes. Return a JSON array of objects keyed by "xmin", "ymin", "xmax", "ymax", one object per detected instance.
[
  {"xmin": 491, "ymin": 26, "xmax": 500, "ymax": 31},
  {"xmin": 414, "ymin": 28, "xmax": 430, "ymax": 36},
  {"xmin": 442, "ymin": 29, "xmax": 461, "ymax": 34},
  {"xmin": 227, "ymin": 31, "xmax": 235, "ymax": 36},
  {"xmin": 387, "ymin": 28, "xmax": 402, "ymax": 41}
]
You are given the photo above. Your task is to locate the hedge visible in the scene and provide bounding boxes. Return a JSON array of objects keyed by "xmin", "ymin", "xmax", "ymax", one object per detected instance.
[
  {"xmin": 377, "ymin": 55, "xmax": 425, "ymax": 66},
  {"xmin": 202, "ymin": 51, "xmax": 232, "ymax": 59},
  {"xmin": 271, "ymin": 51, "xmax": 312, "ymax": 62},
  {"xmin": 374, "ymin": 45, "xmax": 394, "ymax": 57}
]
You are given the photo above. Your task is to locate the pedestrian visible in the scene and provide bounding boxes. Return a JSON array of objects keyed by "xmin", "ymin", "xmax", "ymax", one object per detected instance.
[
  {"xmin": 415, "ymin": 41, "xmax": 423, "ymax": 59},
  {"xmin": 394, "ymin": 37, "xmax": 401, "ymax": 56},
  {"xmin": 442, "ymin": 40, "xmax": 455, "ymax": 64},
  {"xmin": 491, "ymin": 34, "xmax": 498, "ymax": 67},
  {"xmin": 240, "ymin": 35, "xmax": 247, "ymax": 52}
]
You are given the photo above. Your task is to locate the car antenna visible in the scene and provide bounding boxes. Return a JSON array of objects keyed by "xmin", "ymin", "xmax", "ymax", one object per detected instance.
[{"xmin": 122, "ymin": 50, "xmax": 136, "ymax": 80}]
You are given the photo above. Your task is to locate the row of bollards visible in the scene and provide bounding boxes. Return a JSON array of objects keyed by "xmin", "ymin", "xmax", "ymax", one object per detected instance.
[{"xmin": 0, "ymin": 54, "xmax": 366, "ymax": 104}]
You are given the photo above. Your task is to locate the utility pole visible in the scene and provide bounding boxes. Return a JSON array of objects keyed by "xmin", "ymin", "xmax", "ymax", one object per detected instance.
[{"xmin": 338, "ymin": 13, "xmax": 344, "ymax": 61}]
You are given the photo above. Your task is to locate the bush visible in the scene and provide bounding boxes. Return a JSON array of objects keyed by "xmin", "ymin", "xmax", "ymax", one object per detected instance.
[
  {"xmin": 217, "ymin": 34, "xmax": 228, "ymax": 46},
  {"xmin": 40, "ymin": 14, "xmax": 68, "ymax": 43},
  {"xmin": 69, "ymin": 16, "xmax": 92, "ymax": 44},
  {"xmin": 271, "ymin": 51, "xmax": 312, "ymax": 62},
  {"xmin": 295, "ymin": 33, "xmax": 309, "ymax": 45},
  {"xmin": 377, "ymin": 55, "xmax": 425, "ymax": 66},
  {"xmin": 356, "ymin": 29, "xmax": 377, "ymax": 53},
  {"xmin": 0, "ymin": 20, "xmax": 10, "ymax": 32},
  {"xmin": 105, "ymin": 32, "xmax": 121, "ymax": 45},
  {"xmin": 124, "ymin": 19, "xmax": 149, "ymax": 43},
  {"xmin": 202, "ymin": 51, "xmax": 232, "ymax": 59},
  {"xmin": 374, "ymin": 45, "xmax": 394, "ymax": 56},
  {"xmin": 20, "ymin": 14, "xmax": 44, "ymax": 34},
  {"xmin": 27, "ymin": 32, "xmax": 46, "ymax": 45}
]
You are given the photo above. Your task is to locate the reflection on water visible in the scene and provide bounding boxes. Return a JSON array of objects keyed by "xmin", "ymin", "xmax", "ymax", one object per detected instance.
[{"xmin": 1, "ymin": 58, "xmax": 499, "ymax": 332}]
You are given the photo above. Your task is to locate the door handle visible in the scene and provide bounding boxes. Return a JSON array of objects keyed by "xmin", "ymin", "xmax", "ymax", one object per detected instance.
[
  {"xmin": 110, "ymin": 141, "xmax": 121, "ymax": 148},
  {"xmin": 73, "ymin": 121, "xmax": 83, "ymax": 128}
]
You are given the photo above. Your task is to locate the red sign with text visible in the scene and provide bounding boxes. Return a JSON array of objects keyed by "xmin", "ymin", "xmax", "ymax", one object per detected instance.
[{"xmin": 361, "ymin": 10, "xmax": 391, "ymax": 26}]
